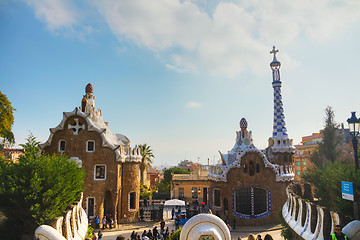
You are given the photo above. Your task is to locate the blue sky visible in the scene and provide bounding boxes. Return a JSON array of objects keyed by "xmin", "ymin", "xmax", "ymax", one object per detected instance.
[{"xmin": 1, "ymin": 0, "xmax": 360, "ymax": 167}]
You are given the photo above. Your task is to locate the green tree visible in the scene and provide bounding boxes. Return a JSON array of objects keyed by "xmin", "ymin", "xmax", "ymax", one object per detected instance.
[
  {"xmin": 139, "ymin": 144, "xmax": 154, "ymax": 185},
  {"xmin": 303, "ymin": 162, "xmax": 360, "ymax": 218},
  {"xmin": 0, "ymin": 135, "xmax": 85, "ymax": 238},
  {"xmin": 311, "ymin": 106, "xmax": 343, "ymax": 168},
  {"xmin": 156, "ymin": 167, "xmax": 190, "ymax": 193},
  {"xmin": 0, "ymin": 91, "xmax": 15, "ymax": 147}
]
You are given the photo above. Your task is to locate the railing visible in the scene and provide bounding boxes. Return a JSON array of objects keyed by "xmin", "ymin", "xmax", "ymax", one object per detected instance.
[
  {"xmin": 34, "ymin": 193, "xmax": 88, "ymax": 240},
  {"xmin": 282, "ymin": 184, "xmax": 359, "ymax": 240}
]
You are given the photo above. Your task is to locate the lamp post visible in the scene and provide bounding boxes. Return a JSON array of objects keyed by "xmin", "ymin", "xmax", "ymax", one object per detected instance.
[{"xmin": 347, "ymin": 111, "xmax": 360, "ymax": 220}]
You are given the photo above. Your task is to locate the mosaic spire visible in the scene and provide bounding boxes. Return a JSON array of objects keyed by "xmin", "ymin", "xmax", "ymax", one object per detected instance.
[
  {"xmin": 269, "ymin": 46, "xmax": 295, "ymax": 153},
  {"xmin": 270, "ymin": 46, "xmax": 287, "ymax": 138}
]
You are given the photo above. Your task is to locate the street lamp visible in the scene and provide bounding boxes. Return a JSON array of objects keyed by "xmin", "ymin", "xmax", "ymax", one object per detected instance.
[
  {"xmin": 347, "ymin": 112, "xmax": 360, "ymax": 171},
  {"xmin": 347, "ymin": 111, "xmax": 360, "ymax": 220}
]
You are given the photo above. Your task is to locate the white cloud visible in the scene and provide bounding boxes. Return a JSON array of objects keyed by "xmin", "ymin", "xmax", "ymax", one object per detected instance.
[
  {"xmin": 93, "ymin": 0, "xmax": 360, "ymax": 77},
  {"xmin": 25, "ymin": 0, "xmax": 78, "ymax": 30},
  {"xmin": 186, "ymin": 101, "xmax": 203, "ymax": 108},
  {"xmin": 26, "ymin": 0, "xmax": 360, "ymax": 77}
]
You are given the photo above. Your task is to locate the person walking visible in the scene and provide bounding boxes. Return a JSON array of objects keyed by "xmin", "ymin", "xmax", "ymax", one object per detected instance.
[
  {"xmin": 171, "ymin": 207, "xmax": 175, "ymax": 220},
  {"xmin": 160, "ymin": 219, "xmax": 165, "ymax": 233},
  {"xmin": 98, "ymin": 230, "xmax": 103, "ymax": 240},
  {"xmin": 153, "ymin": 226, "xmax": 159, "ymax": 239},
  {"xmin": 329, "ymin": 225, "xmax": 350, "ymax": 240},
  {"xmin": 101, "ymin": 216, "xmax": 107, "ymax": 229},
  {"xmin": 94, "ymin": 216, "xmax": 100, "ymax": 229}
]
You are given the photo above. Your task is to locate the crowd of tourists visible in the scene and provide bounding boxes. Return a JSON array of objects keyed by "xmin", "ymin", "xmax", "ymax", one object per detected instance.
[
  {"xmin": 128, "ymin": 219, "xmax": 174, "ymax": 240},
  {"xmin": 239, "ymin": 234, "xmax": 274, "ymax": 240}
]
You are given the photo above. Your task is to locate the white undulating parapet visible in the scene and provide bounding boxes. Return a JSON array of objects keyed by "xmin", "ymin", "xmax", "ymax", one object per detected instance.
[
  {"xmin": 282, "ymin": 186, "xmax": 360, "ymax": 240},
  {"xmin": 35, "ymin": 193, "xmax": 88, "ymax": 240},
  {"xmin": 180, "ymin": 214, "xmax": 231, "ymax": 240}
]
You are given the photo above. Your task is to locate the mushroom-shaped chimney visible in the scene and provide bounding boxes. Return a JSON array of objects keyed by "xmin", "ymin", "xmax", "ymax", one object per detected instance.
[
  {"xmin": 240, "ymin": 118, "xmax": 247, "ymax": 138},
  {"xmin": 85, "ymin": 83, "xmax": 94, "ymax": 94}
]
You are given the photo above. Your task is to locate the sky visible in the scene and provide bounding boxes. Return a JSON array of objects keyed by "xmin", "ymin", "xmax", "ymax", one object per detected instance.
[{"xmin": 1, "ymin": 0, "xmax": 360, "ymax": 167}]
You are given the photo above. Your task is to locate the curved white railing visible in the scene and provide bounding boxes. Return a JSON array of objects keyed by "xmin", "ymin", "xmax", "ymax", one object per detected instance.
[{"xmin": 35, "ymin": 193, "xmax": 88, "ymax": 240}]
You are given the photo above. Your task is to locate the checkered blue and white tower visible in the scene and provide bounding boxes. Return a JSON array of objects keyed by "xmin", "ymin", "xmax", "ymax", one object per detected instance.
[{"xmin": 269, "ymin": 46, "xmax": 295, "ymax": 153}]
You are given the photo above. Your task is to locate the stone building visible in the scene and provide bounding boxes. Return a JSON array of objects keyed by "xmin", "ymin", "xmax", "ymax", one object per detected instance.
[
  {"xmin": 40, "ymin": 83, "xmax": 142, "ymax": 224},
  {"xmin": 207, "ymin": 47, "xmax": 295, "ymax": 225},
  {"xmin": 171, "ymin": 164, "xmax": 211, "ymax": 204},
  {"xmin": 294, "ymin": 132, "xmax": 321, "ymax": 181}
]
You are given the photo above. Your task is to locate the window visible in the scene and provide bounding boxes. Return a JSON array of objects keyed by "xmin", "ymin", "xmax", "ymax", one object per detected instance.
[
  {"xmin": 296, "ymin": 161, "xmax": 300, "ymax": 166},
  {"xmin": 95, "ymin": 165, "xmax": 106, "ymax": 180},
  {"xmin": 214, "ymin": 189, "xmax": 221, "ymax": 207},
  {"xmin": 129, "ymin": 192, "xmax": 136, "ymax": 210},
  {"xmin": 179, "ymin": 188, "xmax": 184, "ymax": 199},
  {"xmin": 296, "ymin": 170, "xmax": 301, "ymax": 176},
  {"xmin": 59, "ymin": 140, "xmax": 66, "ymax": 152},
  {"xmin": 192, "ymin": 187, "xmax": 198, "ymax": 198},
  {"xmin": 87, "ymin": 140, "xmax": 95, "ymax": 152},
  {"xmin": 234, "ymin": 187, "xmax": 269, "ymax": 218},
  {"xmin": 223, "ymin": 198, "xmax": 228, "ymax": 211},
  {"xmin": 303, "ymin": 161, "xmax": 307, "ymax": 166}
]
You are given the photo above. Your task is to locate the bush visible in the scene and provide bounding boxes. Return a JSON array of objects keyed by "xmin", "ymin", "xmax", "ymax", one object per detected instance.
[
  {"xmin": 303, "ymin": 162, "xmax": 360, "ymax": 218},
  {"xmin": 0, "ymin": 135, "xmax": 85, "ymax": 238},
  {"xmin": 279, "ymin": 210, "xmax": 293, "ymax": 240},
  {"xmin": 169, "ymin": 228, "xmax": 181, "ymax": 240}
]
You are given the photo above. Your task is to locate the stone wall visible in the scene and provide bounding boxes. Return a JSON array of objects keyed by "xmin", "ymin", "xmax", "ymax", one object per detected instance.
[{"xmin": 209, "ymin": 152, "xmax": 289, "ymax": 225}]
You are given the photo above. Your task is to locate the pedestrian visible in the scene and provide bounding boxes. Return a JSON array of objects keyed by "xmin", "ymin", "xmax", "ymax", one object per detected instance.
[
  {"xmin": 142, "ymin": 230, "xmax": 147, "ymax": 237},
  {"xmin": 98, "ymin": 230, "xmax": 103, "ymax": 240},
  {"xmin": 328, "ymin": 225, "xmax": 349, "ymax": 240},
  {"xmin": 264, "ymin": 234, "xmax": 274, "ymax": 240},
  {"xmin": 153, "ymin": 226, "xmax": 159, "ymax": 239},
  {"xmin": 160, "ymin": 219, "xmax": 165, "ymax": 232},
  {"xmin": 92, "ymin": 231, "xmax": 97, "ymax": 240},
  {"xmin": 95, "ymin": 216, "xmax": 100, "ymax": 229},
  {"xmin": 116, "ymin": 235, "xmax": 125, "ymax": 240},
  {"xmin": 147, "ymin": 229, "xmax": 153, "ymax": 239},
  {"xmin": 177, "ymin": 206, "xmax": 181, "ymax": 215},
  {"xmin": 227, "ymin": 223, "xmax": 232, "ymax": 231},
  {"xmin": 131, "ymin": 231, "xmax": 137, "ymax": 239},
  {"xmin": 164, "ymin": 228, "xmax": 170, "ymax": 239},
  {"xmin": 102, "ymin": 216, "xmax": 107, "ymax": 229},
  {"xmin": 171, "ymin": 207, "xmax": 175, "ymax": 219},
  {"xmin": 142, "ymin": 236, "xmax": 149, "ymax": 240},
  {"xmin": 109, "ymin": 217, "xmax": 114, "ymax": 229},
  {"xmin": 247, "ymin": 234, "xmax": 256, "ymax": 240},
  {"xmin": 140, "ymin": 207, "xmax": 144, "ymax": 221},
  {"xmin": 175, "ymin": 215, "xmax": 180, "ymax": 230},
  {"xmin": 257, "ymin": 235, "xmax": 262, "ymax": 240}
]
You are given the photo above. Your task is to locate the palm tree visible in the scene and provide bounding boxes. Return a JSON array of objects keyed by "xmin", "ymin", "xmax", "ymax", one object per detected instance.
[{"xmin": 138, "ymin": 144, "xmax": 154, "ymax": 185}]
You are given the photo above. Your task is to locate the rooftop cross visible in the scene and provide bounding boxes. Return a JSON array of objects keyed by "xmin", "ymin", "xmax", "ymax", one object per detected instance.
[{"xmin": 270, "ymin": 46, "xmax": 279, "ymax": 57}]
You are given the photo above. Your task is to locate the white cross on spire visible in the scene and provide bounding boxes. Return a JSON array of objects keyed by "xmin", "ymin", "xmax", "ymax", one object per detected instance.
[{"xmin": 270, "ymin": 46, "xmax": 279, "ymax": 57}]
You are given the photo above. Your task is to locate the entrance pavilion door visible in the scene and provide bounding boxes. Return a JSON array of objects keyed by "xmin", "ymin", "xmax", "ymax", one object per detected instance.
[{"xmin": 87, "ymin": 197, "xmax": 95, "ymax": 217}]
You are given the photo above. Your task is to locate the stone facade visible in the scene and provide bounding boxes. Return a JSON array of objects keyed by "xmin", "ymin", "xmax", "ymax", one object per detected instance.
[{"xmin": 40, "ymin": 83, "xmax": 142, "ymax": 224}]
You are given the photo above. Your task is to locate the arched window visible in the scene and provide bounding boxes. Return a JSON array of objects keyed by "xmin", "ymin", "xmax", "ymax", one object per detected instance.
[{"xmin": 233, "ymin": 187, "xmax": 270, "ymax": 219}]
